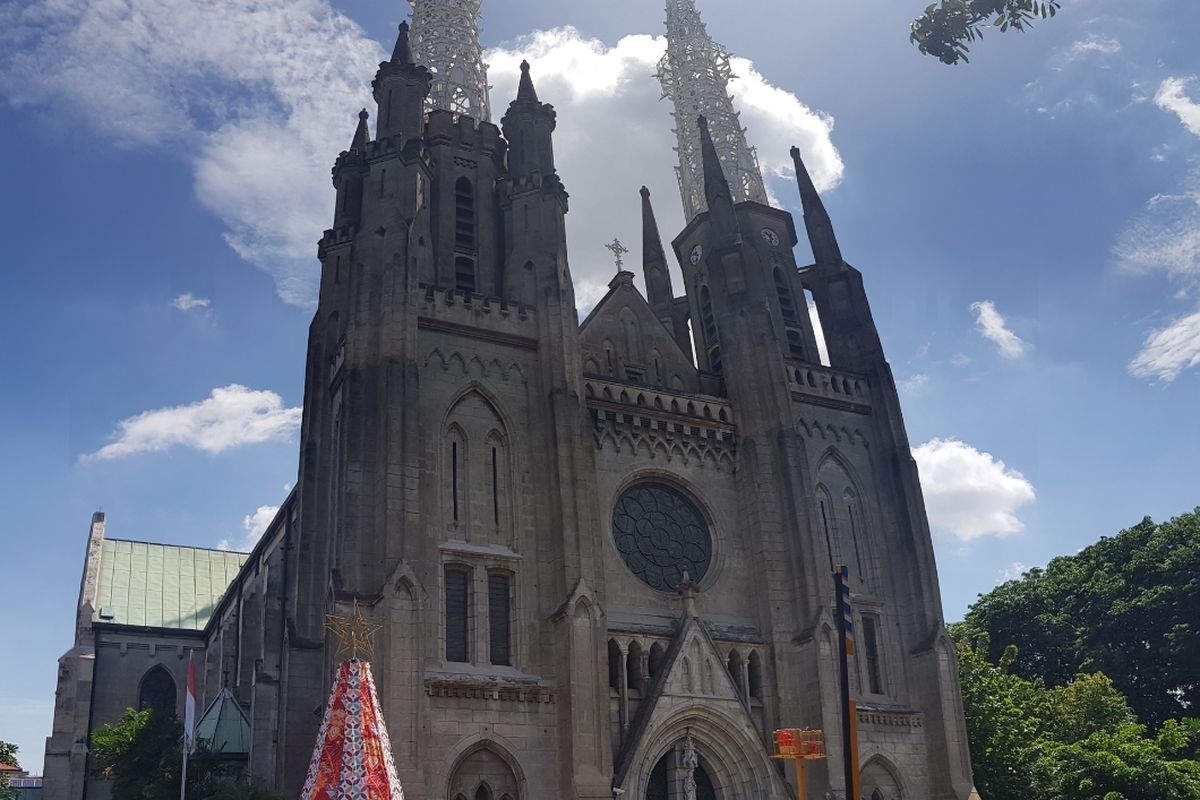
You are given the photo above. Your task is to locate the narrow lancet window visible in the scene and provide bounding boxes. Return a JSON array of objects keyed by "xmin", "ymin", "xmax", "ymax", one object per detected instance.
[
  {"xmin": 444, "ymin": 566, "xmax": 471, "ymax": 662},
  {"xmin": 488, "ymin": 572, "xmax": 511, "ymax": 666}
]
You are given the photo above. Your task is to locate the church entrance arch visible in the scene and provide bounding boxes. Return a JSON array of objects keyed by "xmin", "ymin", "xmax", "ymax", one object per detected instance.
[
  {"xmin": 623, "ymin": 708, "xmax": 784, "ymax": 800},
  {"xmin": 645, "ymin": 738, "xmax": 718, "ymax": 800}
]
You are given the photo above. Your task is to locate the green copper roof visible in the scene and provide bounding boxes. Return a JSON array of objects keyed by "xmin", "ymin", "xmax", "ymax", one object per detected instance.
[
  {"xmin": 93, "ymin": 539, "xmax": 248, "ymax": 630},
  {"xmin": 195, "ymin": 688, "xmax": 251, "ymax": 756}
]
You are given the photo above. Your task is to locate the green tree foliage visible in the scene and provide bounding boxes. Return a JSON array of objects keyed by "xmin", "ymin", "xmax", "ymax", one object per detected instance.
[
  {"xmin": 958, "ymin": 509, "xmax": 1200, "ymax": 727},
  {"xmin": 952, "ymin": 634, "xmax": 1200, "ymax": 799},
  {"xmin": 0, "ymin": 741, "xmax": 18, "ymax": 800},
  {"xmin": 88, "ymin": 709, "xmax": 281, "ymax": 800},
  {"xmin": 910, "ymin": 0, "xmax": 1061, "ymax": 64}
]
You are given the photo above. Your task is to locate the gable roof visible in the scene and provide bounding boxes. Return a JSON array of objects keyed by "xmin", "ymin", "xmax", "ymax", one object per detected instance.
[
  {"xmin": 579, "ymin": 271, "xmax": 697, "ymax": 382},
  {"xmin": 93, "ymin": 539, "xmax": 248, "ymax": 630}
]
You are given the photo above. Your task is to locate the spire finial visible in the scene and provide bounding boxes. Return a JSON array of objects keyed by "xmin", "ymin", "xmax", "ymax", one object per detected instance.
[
  {"xmin": 605, "ymin": 237, "xmax": 630, "ymax": 272},
  {"xmin": 391, "ymin": 21, "xmax": 413, "ymax": 64},
  {"xmin": 350, "ymin": 108, "xmax": 369, "ymax": 151},
  {"xmin": 516, "ymin": 60, "xmax": 539, "ymax": 103}
]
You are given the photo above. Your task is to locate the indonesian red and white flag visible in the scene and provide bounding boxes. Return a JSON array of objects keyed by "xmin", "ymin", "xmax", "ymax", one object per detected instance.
[{"xmin": 183, "ymin": 651, "xmax": 196, "ymax": 752}]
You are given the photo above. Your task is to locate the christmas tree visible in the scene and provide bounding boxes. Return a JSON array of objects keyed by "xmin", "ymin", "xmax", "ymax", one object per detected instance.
[{"xmin": 300, "ymin": 602, "xmax": 403, "ymax": 800}]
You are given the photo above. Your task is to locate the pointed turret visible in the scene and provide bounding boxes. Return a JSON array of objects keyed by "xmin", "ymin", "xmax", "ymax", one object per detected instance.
[
  {"xmin": 372, "ymin": 21, "xmax": 430, "ymax": 141},
  {"xmin": 390, "ymin": 20, "xmax": 413, "ymax": 64},
  {"xmin": 698, "ymin": 116, "xmax": 738, "ymax": 241},
  {"xmin": 331, "ymin": 109, "xmax": 370, "ymax": 227},
  {"xmin": 641, "ymin": 186, "xmax": 674, "ymax": 319},
  {"xmin": 516, "ymin": 59, "xmax": 539, "ymax": 103},
  {"xmin": 502, "ymin": 61, "xmax": 560, "ymax": 186},
  {"xmin": 350, "ymin": 108, "xmax": 369, "ymax": 152},
  {"xmin": 791, "ymin": 146, "xmax": 843, "ymax": 267}
]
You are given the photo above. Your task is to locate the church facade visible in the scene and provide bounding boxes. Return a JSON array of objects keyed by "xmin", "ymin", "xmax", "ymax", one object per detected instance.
[{"xmin": 43, "ymin": 2, "xmax": 975, "ymax": 799}]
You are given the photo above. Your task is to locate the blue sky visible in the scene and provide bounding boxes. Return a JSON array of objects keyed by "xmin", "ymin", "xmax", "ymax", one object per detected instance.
[{"xmin": 2, "ymin": 0, "xmax": 1198, "ymax": 773}]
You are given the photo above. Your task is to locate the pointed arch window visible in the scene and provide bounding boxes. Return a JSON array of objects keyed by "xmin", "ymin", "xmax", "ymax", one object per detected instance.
[
  {"xmin": 474, "ymin": 786, "xmax": 491, "ymax": 800},
  {"xmin": 138, "ymin": 666, "xmax": 176, "ymax": 717},
  {"xmin": 748, "ymin": 651, "xmax": 763, "ymax": 700}
]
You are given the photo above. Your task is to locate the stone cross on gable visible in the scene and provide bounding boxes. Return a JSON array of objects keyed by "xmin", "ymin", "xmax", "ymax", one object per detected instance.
[{"xmin": 605, "ymin": 237, "xmax": 630, "ymax": 271}]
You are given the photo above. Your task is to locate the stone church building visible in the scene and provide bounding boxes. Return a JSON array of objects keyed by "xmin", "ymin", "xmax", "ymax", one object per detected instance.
[{"xmin": 43, "ymin": 1, "xmax": 976, "ymax": 798}]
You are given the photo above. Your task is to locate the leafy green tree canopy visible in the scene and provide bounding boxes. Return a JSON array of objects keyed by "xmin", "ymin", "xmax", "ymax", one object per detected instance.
[
  {"xmin": 911, "ymin": 0, "xmax": 1061, "ymax": 64},
  {"xmin": 958, "ymin": 508, "xmax": 1200, "ymax": 727}
]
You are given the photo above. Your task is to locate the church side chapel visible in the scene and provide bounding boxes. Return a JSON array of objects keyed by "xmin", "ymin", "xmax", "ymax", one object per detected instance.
[{"xmin": 43, "ymin": 1, "xmax": 975, "ymax": 799}]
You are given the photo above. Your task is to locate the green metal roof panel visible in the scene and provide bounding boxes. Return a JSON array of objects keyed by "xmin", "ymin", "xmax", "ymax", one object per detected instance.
[
  {"xmin": 94, "ymin": 540, "xmax": 248, "ymax": 630},
  {"xmin": 194, "ymin": 688, "xmax": 251, "ymax": 756}
]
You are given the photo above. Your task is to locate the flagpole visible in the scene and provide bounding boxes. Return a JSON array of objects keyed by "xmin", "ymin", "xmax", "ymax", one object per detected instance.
[
  {"xmin": 835, "ymin": 565, "xmax": 861, "ymax": 800},
  {"xmin": 181, "ymin": 650, "xmax": 196, "ymax": 800}
]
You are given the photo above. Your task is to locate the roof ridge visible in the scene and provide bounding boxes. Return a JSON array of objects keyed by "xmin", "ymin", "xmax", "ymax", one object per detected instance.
[{"xmin": 105, "ymin": 537, "xmax": 249, "ymax": 555}]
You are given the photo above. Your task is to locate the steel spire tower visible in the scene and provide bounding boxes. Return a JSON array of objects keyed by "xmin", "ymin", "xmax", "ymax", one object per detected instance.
[
  {"xmin": 409, "ymin": 0, "xmax": 491, "ymax": 122},
  {"xmin": 657, "ymin": 0, "xmax": 768, "ymax": 221}
]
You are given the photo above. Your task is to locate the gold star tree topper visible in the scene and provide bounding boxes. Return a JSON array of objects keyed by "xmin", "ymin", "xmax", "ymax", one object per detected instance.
[{"xmin": 324, "ymin": 599, "xmax": 383, "ymax": 661}]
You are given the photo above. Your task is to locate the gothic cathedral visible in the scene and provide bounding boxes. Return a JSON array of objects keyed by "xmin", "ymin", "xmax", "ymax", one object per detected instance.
[{"xmin": 43, "ymin": 2, "xmax": 976, "ymax": 799}]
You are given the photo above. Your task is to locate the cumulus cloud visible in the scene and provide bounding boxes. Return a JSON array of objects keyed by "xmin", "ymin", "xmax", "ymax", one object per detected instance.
[
  {"xmin": 0, "ymin": 0, "xmax": 383, "ymax": 306},
  {"xmin": 83, "ymin": 384, "xmax": 302, "ymax": 461},
  {"xmin": 1155, "ymin": 76, "xmax": 1200, "ymax": 137},
  {"xmin": 970, "ymin": 300, "xmax": 1030, "ymax": 360},
  {"xmin": 171, "ymin": 292, "xmax": 211, "ymax": 312},
  {"xmin": 1, "ymin": 10, "xmax": 840, "ymax": 307},
  {"xmin": 218, "ymin": 504, "xmax": 280, "ymax": 552},
  {"xmin": 913, "ymin": 438, "xmax": 1036, "ymax": 541},
  {"xmin": 1127, "ymin": 311, "xmax": 1200, "ymax": 382},
  {"xmin": 487, "ymin": 28, "xmax": 842, "ymax": 307}
]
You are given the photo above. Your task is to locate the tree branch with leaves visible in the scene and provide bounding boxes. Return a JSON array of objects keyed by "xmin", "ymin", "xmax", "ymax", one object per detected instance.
[{"xmin": 911, "ymin": 0, "xmax": 1061, "ymax": 64}]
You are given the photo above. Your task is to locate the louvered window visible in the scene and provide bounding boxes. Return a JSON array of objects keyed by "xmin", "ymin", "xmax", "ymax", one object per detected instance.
[
  {"xmin": 488, "ymin": 573, "xmax": 512, "ymax": 666},
  {"xmin": 445, "ymin": 567, "xmax": 471, "ymax": 663}
]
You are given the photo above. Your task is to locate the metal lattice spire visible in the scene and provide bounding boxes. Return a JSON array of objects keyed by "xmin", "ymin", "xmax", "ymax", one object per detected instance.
[
  {"xmin": 657, "ymin": 0, "xmax": 768, "ymax": 221},
  {"xmin": 409, "ymin": 0, "xmax": 491, "ymax": 122}
]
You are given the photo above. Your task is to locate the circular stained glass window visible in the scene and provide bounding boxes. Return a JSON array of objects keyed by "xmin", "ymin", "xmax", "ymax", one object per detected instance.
[{"xmin": 612, "ymin": 483, "xmax": 712, "ymax": 591}]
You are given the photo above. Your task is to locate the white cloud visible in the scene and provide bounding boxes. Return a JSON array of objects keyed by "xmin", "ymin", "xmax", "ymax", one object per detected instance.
[
  {"xmin": 997, "ymin": 561, "xmax": 1037, "ymax": 582},
  {"xmin": 218, "ymin": 504, "xmax": 280, "ymax": 552},
  {"xmin": 913, "ymin": 438, "xmax": 1036, "ymax": 541},
  {"xmin": 1, "ymin": 12, "xmax": 841, "ymax": 307},
  {"xmin": 171, "ymin": 292, "xmax": 211, "ymax": 312},
  {"xmin": 951, "ymin": 353, "xmax": 973, "ymax": 369},
  {"xmin": 1062, "ymin": 35, "xmax": 1122, "ymax": 63},
  {"xmin": 0, "ymin": 0, "xmax": 383, "ymax": 306},
  {"xmin": 970, "ymin": 300, "xmax": 1030, "ymax": 360},
  {"xmin": 1155, "ymin": 76, "xmax": 1200, "ymax": 137},
  {"xmin": 487, "ymin": 29, "xmax": 842, "ymax": 309},
  {"xmin": 83, "ymin": 384, "xmax": 301, "ymax": 461},
  {"xmin": 1114, "ymin": 171, "xmax": 1200, "ymax": 382},
  {"xmin": 1127, "ymin": 311, "xmax": 1200, "ymax": 383},
  {"xmin": 900, "ymin": 373, "xmax": 929, "ymax": 394}
]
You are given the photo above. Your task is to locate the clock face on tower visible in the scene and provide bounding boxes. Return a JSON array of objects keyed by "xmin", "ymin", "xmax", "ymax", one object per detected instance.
[
  {"xmin": 760, "ymin": 227, "xmax": 780, "ymax": 246},
  {"xmin": 689, "ymin": 244, "xmax": 703, "ymax": 265},
  {"xmin": 612, "ymin": 483, "xmax": 712, "ymax": 592}
]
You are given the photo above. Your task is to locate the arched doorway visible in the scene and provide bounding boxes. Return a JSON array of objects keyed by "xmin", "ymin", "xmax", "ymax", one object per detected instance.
[
  {"xmin": 644, "ymin": 736, "xmax": 718, "ymax": 800},
  {"xmin": 446, "ymin": 744, "xmax": 521, "ymax": 800}
]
